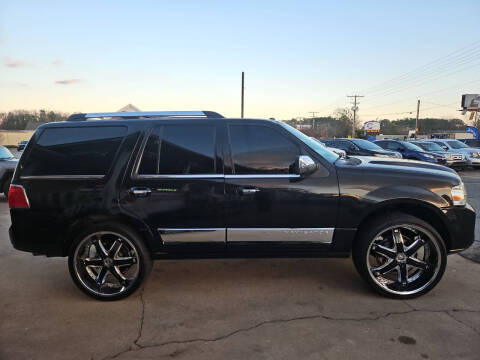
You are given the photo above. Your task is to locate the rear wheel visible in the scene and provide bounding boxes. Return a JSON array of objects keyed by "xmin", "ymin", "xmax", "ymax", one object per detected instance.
[
  {"xmin": 353, "ymin": 213, "xmax": 447, "ymax": 299},
  {"xmin": 68, "ymin": 223, "xmax": 152, "ymax": 300}
]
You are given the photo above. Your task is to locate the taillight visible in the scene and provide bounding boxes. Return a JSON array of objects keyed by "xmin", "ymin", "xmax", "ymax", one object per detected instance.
[{"xmin": 8, "ymin": 185, "xmax": 30, "ymax": 209}]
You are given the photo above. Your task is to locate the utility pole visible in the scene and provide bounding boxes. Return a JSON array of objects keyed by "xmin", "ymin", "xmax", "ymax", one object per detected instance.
[
  {"xmin": 415, "ymin": 99, "xmax": 420, "ymax": 138},
  {"xmin": 308, "ymin": 111, "xmax": 318, "ymax": 129},
  {"xmin": 347, "ymin": 95, "xmax": 364, "ymax": 138},
  {"xmin": 241, "ymin": 72, "xmax": 245, "ymax": 118}
]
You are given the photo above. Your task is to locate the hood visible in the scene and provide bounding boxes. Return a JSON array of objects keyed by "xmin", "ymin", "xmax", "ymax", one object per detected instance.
[{"xmin": 339, "ymin": 156, "xmax": 457, "ymax": 176}]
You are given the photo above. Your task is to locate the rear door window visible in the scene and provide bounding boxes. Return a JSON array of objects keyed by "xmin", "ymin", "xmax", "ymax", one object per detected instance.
[
  {"xmin": 138, "ymin": 124, "xmax": 216, "ymax": 175},
  {"xmin": 21, "ymin": 126, "xmax": 126, "ymax": 176}
]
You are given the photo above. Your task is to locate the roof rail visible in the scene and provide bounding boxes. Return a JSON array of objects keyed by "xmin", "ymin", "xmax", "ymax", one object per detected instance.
[{"xmin": 66, "ymin": 110, "xmax": 224, "ymax": 121}]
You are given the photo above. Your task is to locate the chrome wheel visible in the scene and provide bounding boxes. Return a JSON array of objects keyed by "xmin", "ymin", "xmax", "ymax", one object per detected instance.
[
  {"xmin": 73, "ymin": 231, "xmax": 140, "ymax": 297},
  {"xmin": 367, "ymin": 224, "xmax": 441, "ymax": 296}
]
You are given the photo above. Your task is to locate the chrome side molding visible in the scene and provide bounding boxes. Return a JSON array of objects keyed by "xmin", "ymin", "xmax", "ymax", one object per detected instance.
[
  {"xmin": 159, "ymin": 228, "xmax": 226, "ymax": 243},
  {"xmin": 227, "ymin": 228, "xmax": 334, "ymax": 243},
  {"xmin": 158, "ymin": 228, "xmax": 334, "ymax": 244}
]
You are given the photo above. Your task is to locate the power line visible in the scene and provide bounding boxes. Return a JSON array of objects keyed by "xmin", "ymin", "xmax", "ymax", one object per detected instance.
[
  {"xmin": 361, "ymin": 39, "xmax": 480, "ymax": 95},
  {"xmin": 361, "ymin": 78, "xmax": 480, "ymax": 112}
]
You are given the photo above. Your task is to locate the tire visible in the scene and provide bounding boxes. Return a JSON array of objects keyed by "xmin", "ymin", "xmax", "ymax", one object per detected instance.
[
  {"xmin": 68, "ymin": 222, "xmax": 152, "ymax": 301},
  {"xmin": 353, "ymin": 213, "xmax": 447, "ymax": 299},
  {"xmin": 2, "ymin": 175, "xmax": 12, "ymax": 198}
]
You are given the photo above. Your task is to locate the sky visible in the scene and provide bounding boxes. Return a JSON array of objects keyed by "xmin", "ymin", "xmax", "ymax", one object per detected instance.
[{"xmin": 0, "ymin": 0, "xmax": 479, "ymax": 123}]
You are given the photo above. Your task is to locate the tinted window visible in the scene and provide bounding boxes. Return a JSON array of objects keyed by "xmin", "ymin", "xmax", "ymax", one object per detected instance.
[
  {"xmin": 383, "ymin": 141, "xmax": 402, "ymax": 151},
  {"xmin": 229, "ymin": 124, "xmax": 299, "ymax": 174},
  {"xmin": 337, "ymin": 140, "xmax": 356, "ymax": 151},
  {"xmin": 139, "ymin": 125, "xmax": 215, "ymax": 175},
  {"xmin": 22, "ymin": 126, "xmax": 126, "ymax": 176}
]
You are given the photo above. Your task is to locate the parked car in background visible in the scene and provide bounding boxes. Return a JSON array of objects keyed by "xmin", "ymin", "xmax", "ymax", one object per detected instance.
[
  {"xmin": 374, "ymin": 139, "xmax": 446, "ymax": 165},
  {"xmin": 459, "ymin": 139, "xmax": 480, "ymax": 148},
  {"xmin": 311, "ymin": 137, "xmax": 346, "ymax": 158},
  {"xmin": 322, "ymin": 138, "xmax": 402, "ymax": 158},
  {"xmin": 17, "ymin": 140, "xmax": 28, "ymax": 151},
  {"xmin": 0, "ymin": 146, "xmax": 18, "ymax": 197},
  {"xmin": 426, "ymin": 139, "xmax": 480, "ymax": 168},
  {"xmin": 410, "ymin": 141, "xmax": 467, "ymax": 169},
  {"xmin": 9, "ymin": 111, "xmax": 475, "ymax": 301}
]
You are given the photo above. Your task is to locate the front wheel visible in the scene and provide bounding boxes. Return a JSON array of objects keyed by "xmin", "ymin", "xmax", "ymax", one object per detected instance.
[
  {"xmin": 68, "ymin": 223, "xmax": 152, "ymax": 300},
  {"xmin": 353, "ymin": 213, "xmax": 447, "ymax": 299}
]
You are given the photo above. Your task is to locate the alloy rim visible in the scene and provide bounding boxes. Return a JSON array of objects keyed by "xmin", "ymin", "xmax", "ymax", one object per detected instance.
[
  {"xmin": 366, "ymin": 224, "xmax": 441, "ymax": 295},
  {"xmin": 73, "ymin": 232, "xmax": 140, "ymax": 296}
]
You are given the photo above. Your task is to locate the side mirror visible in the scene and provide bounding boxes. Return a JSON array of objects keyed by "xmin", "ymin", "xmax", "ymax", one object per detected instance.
[{"xmin": 297, "ymin": 155, "xmax": 318, "ymax": 176}]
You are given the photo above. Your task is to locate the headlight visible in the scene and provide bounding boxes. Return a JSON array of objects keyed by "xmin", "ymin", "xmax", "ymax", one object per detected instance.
[
  {"xmin": 422, "ymin": 153, "xmax": 435, "ymax": 159},
  {"xmin": 469, "ymin": 152, "xmax": 480, "ymax": 158},
  {"xmin": 451, "ymin": 183, "xmax": 466, "ymax": 206},
  {"xmin": 394, "ymin": 152, "xmax": 403, "ymax": 159},
  {"xmin": 375, "ymin": 154, "xmax": 390, "ymax": 158}
]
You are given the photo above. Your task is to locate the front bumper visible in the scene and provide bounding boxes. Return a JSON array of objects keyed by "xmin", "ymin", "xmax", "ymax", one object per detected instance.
[
  {"xmin": 466, "ymin": 157, "xmax": 480, "ymax": 167},
  {"xmin": 444, "ymin": 203, "xmax": 476, "ymax": 253},
  {"xmin": 447, "ymin": 160, "xmax": 467, "ymax": 168}
]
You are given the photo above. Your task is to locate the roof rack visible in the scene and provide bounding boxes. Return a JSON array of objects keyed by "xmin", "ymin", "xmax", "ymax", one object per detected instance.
[{"xmin": 66, "ymin": 110, "xmax": 224, "ymax": 121}]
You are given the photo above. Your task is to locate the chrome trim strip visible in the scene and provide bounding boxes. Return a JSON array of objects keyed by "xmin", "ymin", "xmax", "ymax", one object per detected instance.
[
  {"xmin": 159, "ymin": 228, "xmax": 226, "ymax": 243},
  {"xmin": 137, "ymin": 174, "xmax": 223, "ymax": 179},
  {"xmin": 227, "ymin": 228, "xmax": 334, "ymax": 243},
  {"xmin": 225, "ymin": 174, "xmax": 300, "ymax": 179},
  {"xmin": 135, "ymin": 174, "xmax": 300, "ymax": 179},
  {"xmin": 20, "ymin": 175, "xmax": 104, "ymax": 180}
]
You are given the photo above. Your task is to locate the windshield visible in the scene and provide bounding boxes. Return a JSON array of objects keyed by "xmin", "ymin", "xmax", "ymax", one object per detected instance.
[
  {"xmin": 278, "ymin": 122, "xmax": 339, "ymax": 163},
  {"xmin": 446, "ymin": 140, "xmax": 469, "ymax": 149},
  {"xmin": 401, "ymin": 142, "xmax": 423, "ymax": 151},
  {"xmin": 414, "ymin": 142, "xmax": 444, "ymax": 152},
  {"xmin": 0, "ymin": 146, "xmax": 14, "ymax": 159},
  {"xmin": 350, "ymin": 139, "xmax": 383, "ymax": 151}
]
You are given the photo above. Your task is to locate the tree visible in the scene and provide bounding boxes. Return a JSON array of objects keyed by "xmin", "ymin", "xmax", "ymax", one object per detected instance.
[{"xmin": 0, "ymin": 110, "xmax": 68, "ymax": 130}]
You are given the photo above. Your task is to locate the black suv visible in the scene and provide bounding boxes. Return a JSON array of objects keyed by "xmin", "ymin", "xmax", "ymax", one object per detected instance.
[{"xmin": 9, "ymin": 111, "xmax": 475, "ymax": 300}]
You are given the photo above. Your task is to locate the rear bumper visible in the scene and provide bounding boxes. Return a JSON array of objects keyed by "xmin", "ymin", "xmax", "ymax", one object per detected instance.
[
  {"xmin": 9, "ymin": 211, "xmax": 64, "ymax": 257},
  {"xmin": 445, "ymin": 203, "xmax": 476, "ymax": 253}
]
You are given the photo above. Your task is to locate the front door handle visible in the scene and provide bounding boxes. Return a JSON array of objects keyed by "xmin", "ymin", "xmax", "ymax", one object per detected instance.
[
  {"xmin": 130, "ymin": 187, "xmax": 152, "ymax": 197},
  {"xmin": 241, "ymin": 188, "xmax": 260, "ymax": 195}
]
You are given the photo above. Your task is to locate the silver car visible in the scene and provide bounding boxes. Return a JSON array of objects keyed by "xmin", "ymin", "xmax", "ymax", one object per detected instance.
[{"xmin": 426, "ymin": 139, "xmax": 480, "ymax": 168}]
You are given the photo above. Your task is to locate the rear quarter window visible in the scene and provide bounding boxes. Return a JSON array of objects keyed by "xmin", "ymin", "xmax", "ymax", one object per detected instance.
[{"xmin": 20, "ymin": 126, "xmax": 127, "ymax": 176}]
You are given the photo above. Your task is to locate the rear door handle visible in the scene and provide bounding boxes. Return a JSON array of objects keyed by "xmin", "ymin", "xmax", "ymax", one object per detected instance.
[
  {"xmin": 241, "ymin": 188, "xmax": 260, "ymax": 195},
  {"xmin": 130, "ymin": 187, "xmax": 152, "ymax": 197}
]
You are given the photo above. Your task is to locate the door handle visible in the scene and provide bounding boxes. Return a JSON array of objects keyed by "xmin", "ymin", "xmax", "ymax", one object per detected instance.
[
  {"xmin": 130, "ymin": 187, "xmax": 152, "ymax": 197},
  {"xmin": 241, "ymin": 188, "xmax": 260, "ymax": 195}
]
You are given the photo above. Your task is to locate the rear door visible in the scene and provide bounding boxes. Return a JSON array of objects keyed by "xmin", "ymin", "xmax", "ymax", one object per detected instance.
[
  {"xmin": 224, "ymin": 120, "xmax": 339, "ymax": 252},
  {"xmin": 120, "ymin": 120, "xmax": 226, "ymax": 252}
]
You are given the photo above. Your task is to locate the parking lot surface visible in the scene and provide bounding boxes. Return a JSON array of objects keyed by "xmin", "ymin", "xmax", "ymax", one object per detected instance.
[{"xmin": 1, "ymin": 171, "xmax": 480, "ymax": 360}]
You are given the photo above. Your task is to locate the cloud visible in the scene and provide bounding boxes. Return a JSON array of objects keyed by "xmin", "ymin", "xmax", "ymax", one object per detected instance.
[
  {"xmin": 51, "ymin": 59, "xmax": 62, "ymax": 66},
  {"xmin": 3, "ymin": 57, "xmax": 26, "ymax": 68},
  {"xmin": 54, "ymin": 79, "xmax": 84, "ymax": 85}
]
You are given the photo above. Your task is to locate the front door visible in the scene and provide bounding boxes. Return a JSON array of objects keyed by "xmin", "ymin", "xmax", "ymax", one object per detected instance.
[
  {"xmin": 120, "ymin": 121, "xmax": 225, "ymax": 252},
  {"xmin": 224, "ymin": 121, "xmax": 339, "ymax": 252}
]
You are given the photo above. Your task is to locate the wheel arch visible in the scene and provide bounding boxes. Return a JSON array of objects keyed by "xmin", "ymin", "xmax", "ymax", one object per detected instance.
[
  {"xmin": 62, "ymin": 213, "xmax": 158, "ymax": 256},
  {"xmin": 354, "ymin": 199, "xmax": 452, "ymax": 251}
]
